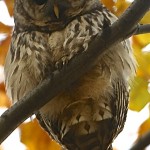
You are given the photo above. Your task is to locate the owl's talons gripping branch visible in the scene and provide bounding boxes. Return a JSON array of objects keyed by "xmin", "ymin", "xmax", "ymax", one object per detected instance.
[{"xmin": 0, "ymin": 0, "xmax": 150, "ymax": 149}]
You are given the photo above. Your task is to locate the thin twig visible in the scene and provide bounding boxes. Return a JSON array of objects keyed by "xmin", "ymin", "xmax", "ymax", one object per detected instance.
[
  {"xmin": 130, "ymin": 130, "xmax": 150, "ymax": 150},
  {"xmin": 0, "ymin": 0, "xmax": 150, "ymax": 145},
  {"xmin": 134, "ymin": 24, "xmax": 150, "ymax": 35}
]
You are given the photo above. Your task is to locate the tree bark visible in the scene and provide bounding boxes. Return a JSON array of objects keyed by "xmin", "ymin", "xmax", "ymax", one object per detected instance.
[{"xmin": 130, "ymin": 130, "xmax": 150, "ymax": 150}]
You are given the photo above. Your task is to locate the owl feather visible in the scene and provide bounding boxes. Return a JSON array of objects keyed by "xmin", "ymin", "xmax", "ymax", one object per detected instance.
[{"xmin": 4, "ymin": 0, "xmax": 136, "ymax": 149}]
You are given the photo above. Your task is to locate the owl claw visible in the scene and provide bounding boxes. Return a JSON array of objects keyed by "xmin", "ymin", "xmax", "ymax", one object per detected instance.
[{"xmin": 55, "ymin": 56, "xmax": 70, "ymax": 69}]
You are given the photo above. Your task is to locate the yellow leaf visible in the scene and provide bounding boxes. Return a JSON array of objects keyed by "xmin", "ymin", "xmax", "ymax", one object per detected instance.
[
  {"xmin": 129, "ymin": 76, "xmax": 150, "ymax": 111},
  {"xmin": 140, "ymin": 11, "xmax": 150, "ymax": 24},
  {"xmin": 0, "ymin": 83, "xmax": 5, "ymax": 92},
  {"xmin": 133, "ymin": 35, "xmax": 150, "ymax": 49},
  {"xmin": 0, "ymin": 91, "xmax": 10, "ymax": 107},
  {"xmin": 0, "ymin": 36, "xmax": 11, "ymax": 65},
  {"xmin": 132, "ymin": 35, "xmax": 150, "ymax": 79},
  {"xmin": 114, "ymin": 0, "xmax": 130, "ymax": 16},
  {"xmin": 138, "ymin": 118, "xmax": 150, "ymax": 137},
  {"xmin": 0, "ymin": 22, "xmax": 12, "ymax": 34},
  {"xmin": 4, "ymin": 0, "xmax": 14, "ymax": 17},
  {"xmin": 21, "ymin": 119, "xmax": 61, "ymax": 150},
  {"xmin": 101, "ymin": 0, "xmax": 130, "ymax": 16},
  {"xmin": 101, "ymin": 0, "xmax": 115, "ymax": 12},
  {"xmin": 0, "ymin": 82, "xmax": 11, "ymax": 107},
  {"xmin": 137, "ymin": 53, "xmax": 150, "ymax": 79}
]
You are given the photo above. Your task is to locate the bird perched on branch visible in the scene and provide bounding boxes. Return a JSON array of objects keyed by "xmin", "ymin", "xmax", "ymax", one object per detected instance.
[{"xmin": 4, "ymin": 0, "xmax": 136, "ymax": 149}]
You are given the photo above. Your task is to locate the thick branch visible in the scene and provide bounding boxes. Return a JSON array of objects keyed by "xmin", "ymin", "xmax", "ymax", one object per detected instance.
[
  {"xmin": 0, "ymin": 0, "xmax": 150, "ymax": 145},
  {"xmin": 130, "ymin": 130, "xmax": 150, "ymax": 150}
]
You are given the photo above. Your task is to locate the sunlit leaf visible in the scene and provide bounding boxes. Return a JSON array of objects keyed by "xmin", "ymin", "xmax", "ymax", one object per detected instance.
[
  {"xmin": 114, "ymin": 0, "xmax": 130, "ymax": 16},
  {"xmin": 0, "ymin": 35, "xmax": 11, "ymax": 65},
  {"xmin": 129, "ymin": 76, "xmax": 150, "ymax": 111},
  {"xmin": 0, "ymin": 82, "xmax": 11, "ymax": 108},
  {"xmin": 134, "ymin": 52, "xmax": 150, "ymax": 80},
  {"xmin": 140, "ymin": 11, "xmax": 150, "ymax": 24},
  {"xmin": 101, "ymin": 0, "xmax": 130, "ymax": 16},
  {"xmin": 21, "ymin": 119, "xmax": 61, "ymax": 150},
  {"xmin": 0, "ymin": 90, "xmax": 10, "ymax": 107},
  {"xmin": 138, "ymin": 117, "xmax": 150, "ymax": 137},
  {"xmin": 101, "ymin": 0, "xmax": 115, "ymax": 12},
  {"xmin": 4, "ymin": 0, "xmax": 14, "ymax": 16},
  {"xmin": 133, "ymin": 35, "xmax": 150, "ymax": 49},
  {"xmin": 0, "ymin": 83, "xmax": 5, "ymax": 92},
  {"xmin": 0, "ymin": 22, "xmax": 12, "ymax": 34},
  {"xmin": 132, "ymin": 35, "xmax": 150, "ymax": 80}
]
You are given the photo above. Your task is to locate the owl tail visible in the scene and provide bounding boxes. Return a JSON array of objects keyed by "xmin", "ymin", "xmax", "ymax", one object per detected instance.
[
  {"xmin": 59, "ymin": 99, "xmax": 116, "ymax": 150},
  {"xmin": 61, "ymin": 120, "xmax": 114, "ymax": 150},
  {"xmin": 36, "ymin": 98, "xmax": 117, "ymax": 150}
]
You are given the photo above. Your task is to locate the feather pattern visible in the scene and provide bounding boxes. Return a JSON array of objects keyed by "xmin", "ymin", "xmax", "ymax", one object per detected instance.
[{"xmin": 4, "ymin": 0, "xmax": 136, "ymax": 149}]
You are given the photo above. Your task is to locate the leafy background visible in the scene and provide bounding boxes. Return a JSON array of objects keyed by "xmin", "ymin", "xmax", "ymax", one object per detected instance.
[{"xmin": 0, "ymin": 0, "xmax": 150, "ymax": 149}]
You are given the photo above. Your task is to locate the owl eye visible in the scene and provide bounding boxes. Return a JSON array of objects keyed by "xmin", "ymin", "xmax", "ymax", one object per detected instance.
[{"xmin": 34, "ymin": 0, "xmax": 48, "ymax": 5}]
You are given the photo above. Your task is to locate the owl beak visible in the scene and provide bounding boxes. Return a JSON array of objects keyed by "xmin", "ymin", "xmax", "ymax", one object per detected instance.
[{"xmin": 54, "ymin": 4, "xmax": 60, "ymax": 19}]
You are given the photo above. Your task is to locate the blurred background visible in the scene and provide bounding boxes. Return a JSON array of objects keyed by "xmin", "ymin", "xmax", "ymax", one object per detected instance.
[{"xmin": 0, "ymin": 0, "xmax": 150, "ymax": 149}]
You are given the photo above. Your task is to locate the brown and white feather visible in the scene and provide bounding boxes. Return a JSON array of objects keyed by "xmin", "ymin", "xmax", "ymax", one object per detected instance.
[{"xmin": 4, "ymin": 0, "xmax": 136, "ymax": 149}]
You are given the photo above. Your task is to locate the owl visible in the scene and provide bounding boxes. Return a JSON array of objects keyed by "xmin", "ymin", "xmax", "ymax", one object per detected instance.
[{"xmin": 4, "ymin": 0, "xmax": 136, "ymax": 149}]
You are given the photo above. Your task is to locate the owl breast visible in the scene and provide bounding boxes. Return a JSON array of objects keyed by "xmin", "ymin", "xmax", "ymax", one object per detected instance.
[{"xmin": 4, "ymin": 10, "xmax": 105, "ymax": 103}]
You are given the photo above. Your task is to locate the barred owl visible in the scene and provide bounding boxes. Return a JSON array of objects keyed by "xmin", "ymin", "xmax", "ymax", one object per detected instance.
[{"xmin": 4, "ymin": 0, "xmax": 136, "ymax": 149}]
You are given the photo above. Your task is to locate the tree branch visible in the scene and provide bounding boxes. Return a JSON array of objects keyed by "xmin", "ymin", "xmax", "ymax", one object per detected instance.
[
  {"xmin": 134, "ymin": 24, "xmax": 150, "ymax": 35},
  {"xmin": 0, "ymin": 0, "xmax": 150, "ymax": 145},
  {"xmin": 130, "ymin": 130, "xmax": 150, "ymax": 150}
]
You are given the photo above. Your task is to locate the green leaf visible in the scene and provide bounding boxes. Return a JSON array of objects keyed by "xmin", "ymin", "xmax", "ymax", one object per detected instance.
[{"xmin": 129, "ymin": 76, "xmax": 150, "ymax": 111}]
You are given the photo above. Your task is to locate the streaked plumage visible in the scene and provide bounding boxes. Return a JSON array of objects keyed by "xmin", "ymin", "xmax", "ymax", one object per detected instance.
[{"xmin": 4, "ymin": 0, "xmax": 136, "ymax": 149}]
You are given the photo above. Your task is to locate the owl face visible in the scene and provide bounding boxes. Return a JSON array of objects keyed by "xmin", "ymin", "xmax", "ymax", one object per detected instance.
[
  {"xmin": 14, "ymin": 0, "xmax": 99, "ymax": 31},
  {"xmin": 21, "ymin": 0, "xmax": 85, "ymax": 19}
]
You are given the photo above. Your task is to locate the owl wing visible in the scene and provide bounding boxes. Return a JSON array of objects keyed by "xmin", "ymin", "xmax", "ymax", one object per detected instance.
[{"xmin": 36, "ymin": 78, "xmax": 129, "ymax": 150}]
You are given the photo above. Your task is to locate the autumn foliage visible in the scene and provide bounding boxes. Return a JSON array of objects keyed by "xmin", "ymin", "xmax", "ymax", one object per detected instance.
[{"xmin": 0, "ymin": 0, "xmax": 150, "ymax": 149}]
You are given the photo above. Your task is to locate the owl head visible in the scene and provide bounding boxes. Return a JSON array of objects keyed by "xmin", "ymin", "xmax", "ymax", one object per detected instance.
[{"xmin": 14, "ymin": 0, "xmax": 100, "ymax": 31}]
